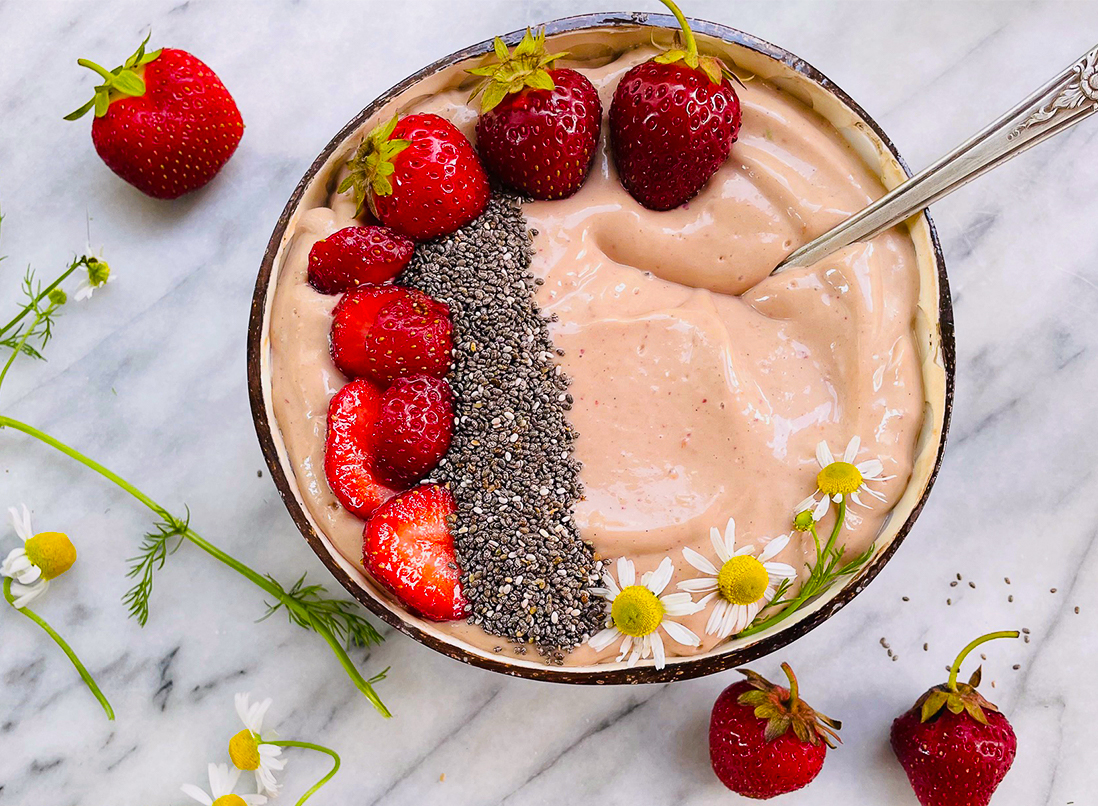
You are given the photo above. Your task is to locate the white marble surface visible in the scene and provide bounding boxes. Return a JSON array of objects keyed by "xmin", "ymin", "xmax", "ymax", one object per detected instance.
[{"xmin": 1, "ymin": 1, "xmax": 1096, "ymax": 803}]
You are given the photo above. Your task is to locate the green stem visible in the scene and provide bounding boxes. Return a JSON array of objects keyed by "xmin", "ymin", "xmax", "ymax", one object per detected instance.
[
  {"xmin": 267, "ymin": 740, "xmax": 342, "ymax": 806},
  {"xmin": 0, "ymin": 308, "xmax": 42, "ymax": 395},
  {"xmin": 657, "ymin": 0, "xmax": 698, "ymax": 59},
  {"xmin": 76, "ymin": 58, "xmax": 115, "ymax": 82},
  {"xmin": 0, "ymin": 414, "xmax": 390, "ymax": 717},
  {"xmin": 4, "ymin": 577, "xmax": 114, "ymax": 720},
  {"xmin": 780, "ymin": 662, "xmax": 799, "ymax": 707},
  {"xmin": 947, "ymin": 630, "xmax": 1020, "ymax": 691},
  {"xmin": 737, "ymin": 498, "xmax": 848, "ymax": 639},
  {"xmin": 0, "ymin": 259, "xmax": 85, "ymax": 342}
]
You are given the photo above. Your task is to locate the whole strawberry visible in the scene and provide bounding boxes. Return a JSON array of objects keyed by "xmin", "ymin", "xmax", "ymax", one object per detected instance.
[
  {"xmin": 340, "ymin": 113, "xmax": 489, "ymax": 241},
  {"xmin": 891, "ymin": 631, "xmax": 1020, "ymax": 806},
  {"xmin": 609, "ymin": 0, "xmax": 741, "ymax": 210},
  {"xmin": 66, "ymin": 36, "xmax": 243, "ymax": 199},
  {"xmin": 710, "ymin": 663, "xmax": 840, "ymax": 799},
  {"xmin": 470, "ymin": 29, "xmax": 602, "ymax": 200}
]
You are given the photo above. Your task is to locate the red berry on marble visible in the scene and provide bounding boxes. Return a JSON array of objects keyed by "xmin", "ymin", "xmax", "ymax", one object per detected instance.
[
  {"xmin": 66, "ymin": 38, "xmax": 243, "ymax": 199},
  {"xmin": 329, "ymin": 285, "xmax": 452, "ymax": 385},
  {"xmin": 308, "ymin": 226, "xmax": 414, "ymax": 295},
  {"xmin": 323, "ymin": 378, "xmax": 398, "ymax": 519},
  {"xmin": 375, "ymin": 375, "xmax": 454, "ymax": 487},
  {"xmin": 710, "ymin": 663, "xmax": 840, "ymax": 799},
  {"xmin": 340, "ymin": 113, "xmax": 489, "ymax": 242},
  {"xmin": 608, "ymin": 1, "xmax": 741, "ymax": 210},
  {"xmin": 363, "ymin": 484, "xmax": 467, "ymax": 621},
  {"xmin": 891, "ymin": 631, "xmax": 1019, "ymax": 806},
  {"xmin": 471, "ymin": 29, "xmax": 602, "ymax": 200}
]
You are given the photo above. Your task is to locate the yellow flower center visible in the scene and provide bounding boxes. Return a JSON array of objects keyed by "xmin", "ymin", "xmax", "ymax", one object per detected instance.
[
  {"xmin": 816, "ymin": 461, "xmax": 862, "ymax": 496},
  {"xmin": 87, "ymin": 258, "xmax": 111, "ymax": 287},
  {"xmin": 23, "ymin": 532, "xmax": 77, "ymax": 581},
  {"xmin": 793, "ymin": 510, "xmax": 815, "ymax": 532},
  {"xmin": 212, "ymin": 797, "xmax": 248, "ymax": 806},
  {"xmin": 717, "ymin": 555, "xmax": 770, "ymax": 605},
  {"xmin": 611, "ymin": 585, "xmax": 664, "ymax": 637},
  {"xmin": 229, "ymin": 729, "xmax": 261, "ymax": 771}
]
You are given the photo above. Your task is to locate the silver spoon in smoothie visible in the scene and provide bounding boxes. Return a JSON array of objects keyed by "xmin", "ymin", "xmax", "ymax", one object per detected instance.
[{"xmin": 774, "ymin": 43, "xmax": 1098, "ymax": 273}]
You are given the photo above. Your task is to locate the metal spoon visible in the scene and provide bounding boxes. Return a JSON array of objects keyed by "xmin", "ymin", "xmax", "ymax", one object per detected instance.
[{"xmin": 774, "ymin": 43, "xmax": 1098, "ymax": 273}]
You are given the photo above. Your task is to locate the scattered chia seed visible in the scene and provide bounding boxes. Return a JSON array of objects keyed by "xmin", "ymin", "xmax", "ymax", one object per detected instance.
[
  {"xmin": 923, "ymin": 642, "xmax": 928, "ymax": 652},
  {"xmin": 1012, "ymin": 664, "xmax": 1021, "ymax": 670},
  {"xmin": 968, "ymin": 581, "xmax": 976, "ymax": 589},
  {"xmin": 400, "ymin": 193, "xmax": 604, "ymax": 653},
  {"xmin": 1050, "ymin": 588, "xmax": 1058, "ymax": 593},
  {"xmin": 1008, "ymin": 595, "xmax": 1014, "ymax": 603},
  {"xmin": 880, "ymin": 637, "xmax": 890, "ymax": 648},
  {"xmin": 1024, "ymin": 635, "xmax": 1030, "ymax": 644},
  {"xmin": 956, "ymin": 573, "xmax": 962, "ymax": 581},
  {"xmin": 1004, "ymin": 577, "xmax": 1011, "ymax": 584},
  {"xmin": 947, "ymin": 598, "xmax": 952, "ymax": 606},
  {"xmin": 1076, "ymin": 606, "xmax": 1081, "ymax": 614},
  {"xmin": 1022, "ymin": 627, "xmax": 1030, "ymax": 634},
  {"xmin": 950, "ymin": 581, "xmax": 958, "ymax": 588},
  {"xmin": 902, "ymin": 596, "xmax": 909, "ymax": 602}
]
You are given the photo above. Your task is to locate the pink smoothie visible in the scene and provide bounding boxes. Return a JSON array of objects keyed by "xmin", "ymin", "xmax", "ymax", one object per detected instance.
[{"xmin": 268, "ymin": 44, "xmax": 924, "ymax": 666}]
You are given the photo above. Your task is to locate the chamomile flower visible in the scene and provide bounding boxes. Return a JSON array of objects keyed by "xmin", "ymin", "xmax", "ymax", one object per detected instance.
[
  {"xmin": 1, "ymin": 504, "xmax": 77, "ymax": 608},
  {"xmin": 229, "ymin": 693, "xmax": 285, "ymax": 798},
  {"xmin": 796, "ymin": 436, "xmax": 892, "ymax": 523},
  {"xmin": 588, "ymin": 557, "xmax": 701, "ymax": 669},
  {"xmin": 678, "ymin": 517, "xmax": 798, "ymax": 638},
  {"xmin": 73, "ymin": 253, "xmax": 113, "ymax": 301},
  {"xmin": 181, "ymin": 762, "xmax": 267, "ymax": 806}
]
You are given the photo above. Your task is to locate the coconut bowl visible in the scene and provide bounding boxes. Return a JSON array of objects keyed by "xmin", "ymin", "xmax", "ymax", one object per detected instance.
[{"xmin": 247, "ymin": 12, "xmax": 955, "ymax": 684}]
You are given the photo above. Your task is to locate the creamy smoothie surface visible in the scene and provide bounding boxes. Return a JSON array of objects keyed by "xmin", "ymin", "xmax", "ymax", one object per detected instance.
[{"xmin": 268, "ymin": 44, "xmax": 924, "ymax": 665}]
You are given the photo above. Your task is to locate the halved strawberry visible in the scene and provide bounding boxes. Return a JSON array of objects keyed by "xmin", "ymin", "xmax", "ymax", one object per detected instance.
[
  {"xmin": 375, "ymin": 375, "xmax": 454, "ymax": 487},
  {"xmin": 324, "ymin": 378, "xmax": 398, "ymax": 519},
  {"xmin": 363, "ymin": 484, "xmax": 467, "ymax": 621},
  {"xmin": 330, "ymin": 285, "xmax": 452, "ymax": 385},
  {"xmin": 307, "ymin": 226, "xmax": 414, "ymax": 295}
]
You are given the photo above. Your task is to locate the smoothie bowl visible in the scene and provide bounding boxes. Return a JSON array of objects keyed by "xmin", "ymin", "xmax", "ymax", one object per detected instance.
[{"xmin": 247, "ymin": 11, "xmax": 954, "ymax": 683}]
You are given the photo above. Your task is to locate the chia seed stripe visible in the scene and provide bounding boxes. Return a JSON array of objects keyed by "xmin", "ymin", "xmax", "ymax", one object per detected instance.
[{"xmin": 398, "ymin": 193, "xmax": 605, "ymax": 656}]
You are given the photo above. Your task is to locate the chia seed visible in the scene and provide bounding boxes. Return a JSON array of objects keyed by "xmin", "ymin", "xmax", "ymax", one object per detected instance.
[{"xmin": 400, "ymin": 194, "xmax": 605, "ymax": 652}]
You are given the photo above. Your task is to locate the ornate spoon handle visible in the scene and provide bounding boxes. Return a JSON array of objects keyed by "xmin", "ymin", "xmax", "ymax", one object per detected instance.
[{"xmin": 774, "ymin": 44, "xmax": 1098, "ymax": 273}]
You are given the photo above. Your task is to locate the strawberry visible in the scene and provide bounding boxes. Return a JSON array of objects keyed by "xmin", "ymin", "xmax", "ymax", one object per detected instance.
[
  {"xmin": 608, "ymin": 0, "xmax": 741, "ymax": 211},
  {"xmin": 308, "ymin": 226, "xmax": 414, "ymax": 295},
  {"xmin": 330, "ymin": 285, "xmax": 452, "ymax": 385},
  {"xmin": 323, "ymin": 378, "xmax": 398, "ymax": 519},
  {"xmin": 710, "ymin": 663, "xmax": 841, "ymax": 799},
  {"xmin": 65, "ymin": 36, "xmax": 243, "ymax": 200},
  {"xmin": 891, "ymin": 631, "xmax": 1020, "ymax": 806},
  {"xmin": 375, "ymin": 375, "xmax": 454, "ymax": 488},
  {"xmin": 363, "ymin": 484, "xmax": 467, "ymax": 621},
  {"xmin": 340, "ymin": 113, "xmax": 489, "ymax": 242},
  {"xmin": 469, "ymin": 29, "xmax": 602, "ymax": 200}
]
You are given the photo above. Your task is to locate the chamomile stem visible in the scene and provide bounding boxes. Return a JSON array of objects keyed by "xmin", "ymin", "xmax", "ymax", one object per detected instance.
[
  {"xmin": 0, "ymin": 309, "xmax": 41, "ymax": 396},
  {"xmin": 266, "ymin": 740, "xmax": 342, "ymax": 805},
  {"xmin": 737, "ymin": 499, "xmax": 848, "ymax": 639},
  {"xmin": 0, "ymin": 414, "xmax": 390, "ymax": 717},
  {"xmin": 947, "ymin": 630, "xmax": 1020, "ymax": 691},
  {"xmin": 4, "ymin": 577, "xmax": 115, "ymax": 720},
  {"xmin": 0, "ymin": 258, "xmax": 85, "ymax": 342}
]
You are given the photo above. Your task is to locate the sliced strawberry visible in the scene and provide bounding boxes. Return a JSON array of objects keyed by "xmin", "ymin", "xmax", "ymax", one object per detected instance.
[
  {"xmin": 330, "ymin": 285, "xmax": 452, "ymax": 384},
  {"xmin": 375, "ymin": 375, "xmax": 454, "ymax": 487},
  {"xmin": 363, "ymin": 484, "xmax": 467, "ymax": 621},
  {"xmin": 307, "ymin": 226, "xmax": 415, "ymax": 295},
  {"xmin": 323, "ymin": 378, "xmax": 398, "ymax": 519}
]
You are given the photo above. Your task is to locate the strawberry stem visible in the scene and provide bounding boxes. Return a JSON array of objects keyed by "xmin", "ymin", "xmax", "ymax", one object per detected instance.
[
  {"xmin": 780, "ymin": 662, "xmax": 800, "ymax": 708},
  {"xmin": 75, "ymin": 58, "xmax": 115, "ymax": 82},
  {"xmin": 947, "ymin": 630, "xmax": 1019, "ymax": 692},
  {"xmin": 658, "ymin": 0, "xmax": 699, "ymax": 61}
]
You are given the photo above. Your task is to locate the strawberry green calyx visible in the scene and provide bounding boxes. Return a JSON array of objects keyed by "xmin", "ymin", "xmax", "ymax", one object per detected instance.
[
  {"xmin": 467, "ymin": 28, "xmax": 568, "ymax": 113},
  {"xmin": 339, "ymin": 115, "xmax": 412, "ymax": 217},
  {"xmin": 652, "ymin": 0, "xmax": 735, "ymax": 86},
  {"xmin": 917, "ymin": 630, "xmax": 1020, "ymax": 725},
  {"xmin": 737, "ymin": 663, "xmax": 843, "ymax": 748},
  {"xmin": 64, "ymin": 33, "xmax": 163, "ymax": 120}
]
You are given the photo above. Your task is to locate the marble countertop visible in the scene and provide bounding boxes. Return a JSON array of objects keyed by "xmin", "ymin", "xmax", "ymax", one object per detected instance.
[{"xmin": 1, "ymin": 1, "xmax": 1095, "ymax": 804}]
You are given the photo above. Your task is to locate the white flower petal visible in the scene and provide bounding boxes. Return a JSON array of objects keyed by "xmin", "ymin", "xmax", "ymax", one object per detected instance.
[
  {"xmin": 677, "ymin": 577, "xmax": 718, "ymax": 593},
  {"xmin": 813, "ymin": 495, "xmax": 831, "ymax": 521},
  {"xmin": 251, "ymin": 697, "xmax": 272, "ymax": 733},
  {"xmin": 696, "ymin": 591, "xmax": 718, "ymax": 608},
  {"xmin": 682, "ymin": 547, "xmax": 717, "ymax": 576},
  {"xmin": 646, "ymin": 557, "xmax": 674, "ymax": 596},
  {"xmin": 11, "ymin": 578, "xmax": 47, "ymax": 608},
  {"xmin": 589, "ymin": 626, "xmax": 621, "ymax": 652},
  {"xmin": 10, "ymin": 505, "xmax": 33, "ymax": 542},
  {"xmin": 816, "ymin": 440, "xmax": 834, "ymax": 468},
  {"xmin": 706, "ymin": 598, "xmax": 729, "ymax": 635},
  {"xmin": 600, "ymin": 571, "xmax": 621, "ymax": 598},
  {"xmin": 732, "ymin": 544, "xmax": 756, "ymax": 557},
  {"xmin": 711, "ymin": 526, "xmax": 731, "ymax": 564},
  {"xmin": 764, "ymin": 562, "xmax": 798, "ymax": 580},
  {"xmin": 650, "ymin": 631, "xmax": 666, "ymax": 669},
  {"xmin": 795, "ymin": 494, "xmax": 818, "ymax": 517},
  {"xmin": 180, "ymin": 784, "xmax": 214, "ymax": 806},
  {"xmin": 722, "ymin": 517, "xmax": 737, "ymax": 557},
  {"xmin": 661, "ymin": 619, "xmax": 700, "ymax": 647},
  {"xmin": 758, "ymin": 533, "xmax": 790, "ymax": 562},
  {"xmin": 235, "ymin": 693, "xmax": 251, "ymax": 727},
  {"xmin": 661, "ymin": 592, "xmax": 699, "ymax": 616},
  {"xmin": 617, "ymin": 634, "xmax": 634, "ymax": 663},
  {"xmin": 617, "ymin": 557, "xmax": 635, "ymax": 588},
  {"xmin": 857, "ymin": 459, "xmax": 883, "ymax": 478},
  {"xmin": 844, "ymin": 436, "xmax": 860, "ymax": 463}
]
